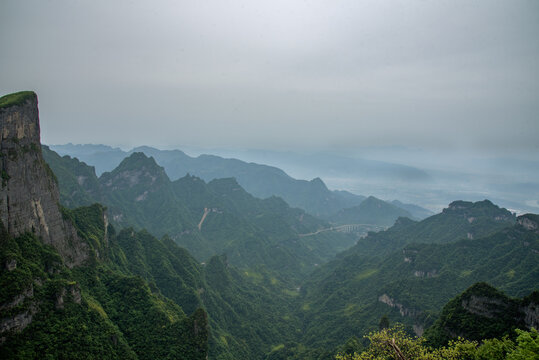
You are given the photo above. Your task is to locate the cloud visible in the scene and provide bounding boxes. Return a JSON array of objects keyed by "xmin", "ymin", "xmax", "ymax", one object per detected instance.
[{"xmin": 1, "ymin": 0, "xmax": 538, "ymax": 152}]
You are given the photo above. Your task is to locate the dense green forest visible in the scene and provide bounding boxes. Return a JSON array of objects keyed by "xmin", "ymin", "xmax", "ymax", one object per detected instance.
[
  {"xmin": 297, "ymin": 207, "xmax": 537, "ymax": 352},
  {"xmin": 41, "ymin": 146, "xmax": 539, "ymax": 359},
  {"xmin": 1, "ymin": 91, "xmax": 537, "ymax": 359},
  {"xmin": 0, "ymin": 208, "xmax": 208, "ymax": 359},
  {"xmin": 43, "ymin": 147, "xmax": 358, "ymax": 280}
]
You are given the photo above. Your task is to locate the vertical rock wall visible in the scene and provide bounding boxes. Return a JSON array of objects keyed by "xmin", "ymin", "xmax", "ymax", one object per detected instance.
[{"xmin": 0, "ymin": 92, "xmax": 89, "ymax": 267}]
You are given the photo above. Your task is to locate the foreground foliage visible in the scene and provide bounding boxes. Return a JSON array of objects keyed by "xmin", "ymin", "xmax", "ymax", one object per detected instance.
[
  {"xmin": 0, "ymin": 211, "xmax": 208, "ymax": 359},
  {"xmin": 336, "ymin": 326, "xmax": 539, "ymax": 360}
]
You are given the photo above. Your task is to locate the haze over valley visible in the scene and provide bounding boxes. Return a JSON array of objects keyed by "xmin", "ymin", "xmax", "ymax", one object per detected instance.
[{"xmin": 50, "ymin": 142, "xmax": 539, "ymax": 215}]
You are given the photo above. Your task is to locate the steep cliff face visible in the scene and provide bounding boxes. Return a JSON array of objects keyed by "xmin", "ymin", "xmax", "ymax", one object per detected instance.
[
  {"xmin": 518, "ymin": 214, "xmax": 539, "ymax": 233},
  {"xmin": 0, "ymin": 91, "xmax": 89, "ymax": 267},
  {"xmin": 424, "ymin": 282, "xmax": 539, "ymax": 346}
]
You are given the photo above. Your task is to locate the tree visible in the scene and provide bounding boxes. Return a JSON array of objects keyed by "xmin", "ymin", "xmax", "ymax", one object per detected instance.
[
  {"xmin": 507, "ymin": 328, "xmax": 539, "ymax": 360},
  {"xmin": 335, "ymin": 326, "xmax": 539, "ymax": 360},
  {"xmin": 379, "ymin": 315, "xmax": 390, "ymax": 331},
  {"xmin": 335, "ymin": 325, "xmax": 477, "ymax": 360}
]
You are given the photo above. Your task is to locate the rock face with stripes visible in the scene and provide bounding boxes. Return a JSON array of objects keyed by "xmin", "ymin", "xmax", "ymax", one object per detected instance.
[{"xmin": 0, "ymin": 91, "xmax": 89, "ymax": 267}]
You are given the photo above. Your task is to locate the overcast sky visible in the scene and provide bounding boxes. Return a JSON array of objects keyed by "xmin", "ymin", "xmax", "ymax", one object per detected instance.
[{"xmin": 1, "ymin": 0, "xmax": 538, "ymax": 153}]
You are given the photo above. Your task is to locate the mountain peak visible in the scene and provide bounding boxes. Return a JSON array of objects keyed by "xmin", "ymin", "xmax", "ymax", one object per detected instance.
[
  {"xmin": 100, "ymin": 152, "xmax": 169, "ymax": 189},
  {"xmin": 307, "ymin": 177, "xmax": 329, "ymax": 192},
  {"xmin": 115, "ymin": 152, "xmax": 165, "ymax": 174},
  {"xmin": 207, "ymin": 177, "xmax": 244, "ymax": 194},
  {"xmin": 446, "ymin": 199, "xmax": 497, "ymax": 211},
  {"xmin": 443, "ymin": 199, "xmax": 514, "ymax": 222},
  {"xmin": 0, "ymin": 91, "xmax": 40, "ymax": 145},
  {"xmin": 365, "ymin": 195, "xmax": 380, "ymax": 202},
  {"xmin": 425, "ymin": 282, "xmax": 536, "ymax": 346}
]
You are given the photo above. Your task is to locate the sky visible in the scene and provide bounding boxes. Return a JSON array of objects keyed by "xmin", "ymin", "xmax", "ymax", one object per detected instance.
[{"xmin": 1, "ymin": 0, "xmax": 538, "ymax": 154}]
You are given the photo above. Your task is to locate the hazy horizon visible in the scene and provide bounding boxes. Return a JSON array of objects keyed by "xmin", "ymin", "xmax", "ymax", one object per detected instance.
[
  {"xmin": 49, "ymin": 142, "xmax": 539, "ymax": 215},
  {"xmin": 1, "ymin": 0, "xmax": 538, "ymax": 154},
  {"xmin": 2, "ymin": 0, "xmax": 538, "ymax": 215}
]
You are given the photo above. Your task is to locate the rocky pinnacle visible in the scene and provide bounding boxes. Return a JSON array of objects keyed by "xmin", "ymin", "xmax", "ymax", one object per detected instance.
[{"xmin": 0, "ymin": 91, "xmax": 89, "ymax": 267}]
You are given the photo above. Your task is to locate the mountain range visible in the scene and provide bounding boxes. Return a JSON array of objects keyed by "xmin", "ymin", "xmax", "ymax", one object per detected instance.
[
  {"xmin": 1, "ymin": 91, "xmax": 537, "ymax": 359},
  {"xmin": 297, "ymin": 203, "xmax": 537, "ymax": 351},
  {"xmin": 49, "ymin": 143, "xmax": 433, "ymax": 221},
  {"xmin": 42, "ymin": 147, "xmax": 358, "ymax": 279}
]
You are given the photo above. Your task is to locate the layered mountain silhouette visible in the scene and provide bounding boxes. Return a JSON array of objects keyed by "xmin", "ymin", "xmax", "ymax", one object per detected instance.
[
  {"xmin": 2, "ymin": 91, "xmax": 537, "ymax": 359},
  {"xmin": 42, "ymin": 147, "xmax": 358, "ymax": 277}
]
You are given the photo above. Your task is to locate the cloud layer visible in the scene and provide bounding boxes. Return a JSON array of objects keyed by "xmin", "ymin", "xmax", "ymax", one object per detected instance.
[{"xmin": 1, "ymin": 0, "xmax": 538, "ymax": 152}]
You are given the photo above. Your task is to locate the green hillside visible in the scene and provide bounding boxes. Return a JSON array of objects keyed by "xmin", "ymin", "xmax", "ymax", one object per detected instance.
[
  {"xmin": 41, "ymin": 145, "xmax": 101, "ymax": 208},
  {"xmin": 0, "ymin": 208, "xmax": 208, "ymax": 359},
  {"xmin": 43, "ymin": 147, "xmax": 358, "ymax": 279},
  {"xmin": 298, "ymin": 210, "xmax": 537, "ymax": 350},
  {"xmin": 0, "ymin": 203, "xmax": 308, "ymax": 359},
  {"xmin": 104, "ymin": 226, "xmax": 304, "ymax": 359},
  {"xmin": 6, "ymin": 90, "xmax": 538, "ymax": 360},
  {"xmin": 345, "ymin": 199, "xmax": 515, "ymax": 259},
  {"xmin": 424, "ymin": 282, "xmax": 539, "ymax": 346}
]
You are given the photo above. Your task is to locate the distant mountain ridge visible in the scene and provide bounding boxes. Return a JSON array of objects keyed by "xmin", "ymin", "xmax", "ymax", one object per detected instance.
[
  {"xmin": 330, "ymin": 196, "xmax": 415, "ymax": 227},
  {"xmin": 391, "ymin": 199, "xmax": 434, "ymax": 219},
  {"xmin": 345, "ymin": 199, "xmax": 516, "ymax": 259},
  {"xmin": 42, "ymin": 147, "xmax": 359, "ymax": 277},
  {"xmin": 49, "ymin": 143, "xmax": 431, "ymax": 220},
  {"xmin": 50, "ymin": 143, "xmax": 368, "ymax": 218}
]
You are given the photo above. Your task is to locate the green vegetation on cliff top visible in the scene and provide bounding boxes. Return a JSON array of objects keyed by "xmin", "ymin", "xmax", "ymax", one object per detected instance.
[{"xmin": 0, "ymin": 91, "xmax": 36, "ymax": 109}]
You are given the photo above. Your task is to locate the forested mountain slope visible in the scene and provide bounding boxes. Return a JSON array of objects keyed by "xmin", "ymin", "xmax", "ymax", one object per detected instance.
[
  {"xmin": 424, "ymin": 282, "xmax": 539, "ymax": 347},
  {"xmin": 0, "ymin": 90, "xmax": 317, "ymax": 359},
  {"xmin": 298, "ymin": 207, "xmax": 536, "ymax": 350},
  {"xmin": 0, "ymin": 92, "xmax": 208, "ymax": 359},
  {"xmin": 43, "ymin": 147, "xmax": 358, "ymax": 278},
  {"xmin": 345, "ymin": 199, "xmax": 515, "ymax": 259},
  {"xmin": 4, "ymin": 91, "xmax": 538, "ymax": 359}
]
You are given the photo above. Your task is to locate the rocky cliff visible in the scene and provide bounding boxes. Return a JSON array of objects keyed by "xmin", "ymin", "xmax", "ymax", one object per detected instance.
[
  {"xmin": 518, "ymin": 213, "xmax": 539, "ymax": 233},
  {"xmin": 0, "ymin": 91, "xmax": 89, "ymax": 267},
  {"xmin": 424, "ymin": 282, "xmax": 539, "ymax": 346}
]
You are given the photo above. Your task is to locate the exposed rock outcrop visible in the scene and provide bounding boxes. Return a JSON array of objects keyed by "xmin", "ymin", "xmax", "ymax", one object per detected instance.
[
  {"xmin": 424, "ymin": 282, "xmax": 539, "ymax": 346},
  {"xmin": 0, "ymin": 92, "xmax": 89, "ymax": 267},
  {"xmin": 461, "ymin": 295, "xmax": 506, "ymax": 319},
  {"xmin": 378, "ymin": 294, "xmax": 420, "ymax": 318},
  {"xmin": 56, "ymin": 284, "xmax": 82, "ymax": 309},
  {"xmin": 0, "ymin": 305, "xmax": 37, "ymax": 339},
  {"xmin": 378, "ymin": 293, "xmax": 426, "ymax": 336},
  {"xmin": 518, "ymin": 214, "xmax": 539, "ymax": 233},
  {"xmin": 413, "ymin": 269, "xmax": 437, "ymax": 278},
  {"xmin": 444, "ymin": 200, "xmax": 514, "ymax": 222}
]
